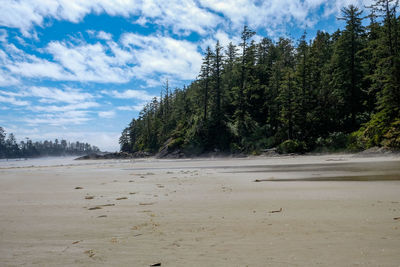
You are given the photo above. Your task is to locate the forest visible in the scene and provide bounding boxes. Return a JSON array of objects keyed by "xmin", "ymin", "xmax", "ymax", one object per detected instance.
[
  {"xmin": 0, "ymin": 127, "xmax": 100, "ymax": 159},
  {"xmin": 120, "ymin": 1, "xmax": 400, "ymax": 155}
]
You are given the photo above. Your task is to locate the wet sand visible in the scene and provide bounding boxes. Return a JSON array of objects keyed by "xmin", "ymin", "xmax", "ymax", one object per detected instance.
[{"xmin": 0, "ymin": 154, "xmax": 400, "ymax": 266}]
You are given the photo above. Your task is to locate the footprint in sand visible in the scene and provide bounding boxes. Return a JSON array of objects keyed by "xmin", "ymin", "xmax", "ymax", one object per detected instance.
[{"xmin": 84, "ymin": 249, "xmax": 95, "ymax": 258}]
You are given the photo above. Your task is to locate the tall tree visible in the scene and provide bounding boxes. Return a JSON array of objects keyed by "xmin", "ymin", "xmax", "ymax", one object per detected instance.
[
  {"xmin": 331, "ymin": 5, "xmax": 365, "ymax": 131},
  {"xmin": 199, "ymin": 47, "xmax": 212, "ymax": 122}
]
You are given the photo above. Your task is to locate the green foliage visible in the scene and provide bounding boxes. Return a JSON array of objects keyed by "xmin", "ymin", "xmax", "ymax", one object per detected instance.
[
  {"xmin": 120, "ymin": 1, "xmax": 400, "ymax": 155},
  {"xmin": 277, "ymin": 140, "xmax": 306, "ymax": 154},
  {"xmin": 315, "ymin": 132, "xmax": 349, "ymax": 151}
]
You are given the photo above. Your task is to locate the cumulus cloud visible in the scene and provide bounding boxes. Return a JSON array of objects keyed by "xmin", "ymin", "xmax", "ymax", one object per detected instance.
[
  {"xmin": 0, "ymin": 0, "xmax": 219, "ymax": 37},
  {"xmin": 98, "ymin": 110, "xmax": 116, "ymax": 119},
  {"xmin": 0, "ymin": 94, "xmax": 29, "ymax": 106},
  {"xmin": 1, "ymin": 31, "xmax": 204, "ymax": 84},
  {"xmin": 102, "ymin": 89, "xmax": 155, "ymax": 101},
  {"xmin": 29, "ymin": 102, "xmax": 99, "ymax": 112},
  {"xmin": 28, "ymin": 86, "xmax": 94, "ymax": 104},
  {"xmin": 117, "ymin": 103, "xmax": 148, "ymax": 112},
  {"xmin": 122, "ymin": 33, "xmax": 203, "ymax": 81},
  {"xmin": 24, "ymin": 110, "xmax": 91, "ymax": 126}
]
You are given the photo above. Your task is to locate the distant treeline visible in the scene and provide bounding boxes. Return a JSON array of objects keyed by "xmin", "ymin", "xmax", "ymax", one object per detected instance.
[
  {"xmin": 0, "ymin": 127, "xmax": 100, "ymax": 159},
  {"xmin": 120, "ymin": 1, "xmax": 400, "ymax": 155}
]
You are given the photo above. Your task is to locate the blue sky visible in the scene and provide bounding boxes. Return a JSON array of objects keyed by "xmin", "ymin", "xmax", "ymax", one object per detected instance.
[{"xmin": 0, "ymin": 0, "xmax": 372, "ymax": 151}]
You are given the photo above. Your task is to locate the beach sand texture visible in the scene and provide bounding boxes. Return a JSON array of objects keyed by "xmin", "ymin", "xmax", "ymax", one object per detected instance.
[{"xmin": 0, "ymin": 154, "xmax": 400, "ymax": 266}]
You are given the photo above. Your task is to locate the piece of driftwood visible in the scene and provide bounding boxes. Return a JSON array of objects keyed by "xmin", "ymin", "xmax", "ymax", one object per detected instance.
[
  {"xmin": 269, "ymin": 208, "xmax": 283, "ymax": 213},
  {"xmin": 88, "ymin": 206, "xmax": 102, "ymax": 210},
  {"xmin": 140, "ymin": 202, "xmax": 155, "ymax": 206}
]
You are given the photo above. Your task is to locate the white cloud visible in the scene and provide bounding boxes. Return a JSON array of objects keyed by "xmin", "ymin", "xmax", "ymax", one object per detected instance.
[
  {"xmin": 45, "ymin": 40, "xmax": 134, "ymax": 83},
  {"xmin": 98, "ymin": 110, "xmax": 116, "ymax": 119},
  {"xmin": 122, "ymin": 33, "xmax": 202, "ymax": 81},
  {"xmin": 29, "ymin": 102, "xmax": 99, "ymax": 112},
  {"xmin": 102, "ymin": 89, "xmax": 155, "ymax": 101},
  {"xmin": 28, "ymin": 86, "xmax": 94, "ymax": 104},
  {"xmin": 97, "ymin": 31, "xmax": 112, "ymax": 40},
  {"xmin": 0, "ymin": 94, "xmax": 29, "ymax": 106},
  {"xmin": 2, "ymin": 37, "xmax": 135, "ymax": 83},
  {"xmin": 117, "ymin": 103, "xmax": 147, "ymax": 112},
  {"xmin": 0, "ymin": 0, "xmax": 219, "ymax": 37},
  {"xmin": 24, "ymin": 110, "xmax": 91, "ymax": 126},
  {"xmin": 0, "ymin": 29, "xmax": 7, "ymax": 43},
  {"xmin": 0, "ymin": 0, "xmax": 375, "ymax": 40},
  {"xmin": 0, "ymin": 69, "xmax": 19, "ymax": 86}
]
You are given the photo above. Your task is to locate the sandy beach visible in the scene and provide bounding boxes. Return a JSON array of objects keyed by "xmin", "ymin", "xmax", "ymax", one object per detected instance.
[{"xmin": 0, "ymin": 154, "xmax": 400, "ymax": 266}]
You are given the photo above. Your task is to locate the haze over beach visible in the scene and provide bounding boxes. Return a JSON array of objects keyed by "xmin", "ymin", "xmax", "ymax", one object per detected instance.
[{"xmin": 1, "ymin": 0, "xmax": 400, "ymax": 266}]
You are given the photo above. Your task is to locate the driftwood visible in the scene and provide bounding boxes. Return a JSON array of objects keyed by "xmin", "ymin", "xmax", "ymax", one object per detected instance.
[{"xmin": 269, "ymin": 208, "xmax": 283, "ymax": 213}]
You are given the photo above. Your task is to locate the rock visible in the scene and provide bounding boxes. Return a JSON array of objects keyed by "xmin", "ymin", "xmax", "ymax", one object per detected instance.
[{"xmin": 156, "ymin": 138, "xmax": 186, "ymax": 159}]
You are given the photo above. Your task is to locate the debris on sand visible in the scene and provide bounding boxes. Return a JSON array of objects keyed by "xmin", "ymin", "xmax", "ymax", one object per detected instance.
[
  {"xmin": 269, "ymin": 208, "xmax": 283, "ymax": 213},
  {"xmin": 139, "ymin": 202, "xmax": 155, "ymax": 206},
  {"xmin": 394, "ymin": 217, "xmax": 400, "ymax": 221},
  {"xmin": 254, "ymin": 177, "xmax": 274, "ymax": 182},
  {"xmin": 150, "ymin": 263, "xmax": 161, "ymax": 266},
  {"xmin": 85, "ymin": 196, "xmax": 94, "ymax": 199},
  {"xmin": 88, "ymin": 206, "xmax": 102, "ymax": 210},
  {"xmin": 97, "ymin": 215, "xmax": 107, "ymax": 218},
  {"xmin": 72, "ymin": 240, "xmax": 81, "ymax": 244},
  {"xmin": 116, "ymin": 197, "xmax": 128, "ymax": 200},
  {"xmin": 75, "ymin": 186, "xmax": 83, "ymax": 189}
]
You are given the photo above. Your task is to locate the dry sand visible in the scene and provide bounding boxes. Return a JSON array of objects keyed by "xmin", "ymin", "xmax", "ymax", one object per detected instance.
[{"xmin": 0, "ymin": 154, "xmax": 400, "ymax": 266}]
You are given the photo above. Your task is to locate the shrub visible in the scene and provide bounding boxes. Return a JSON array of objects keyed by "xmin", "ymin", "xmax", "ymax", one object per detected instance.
[
  {"xmin": 277, "ymin": 139, "xmax": 306, "ymax": 154},
  {"xmin": 315, "ymin": 132, "xmax": 349, "ymax": 151}
]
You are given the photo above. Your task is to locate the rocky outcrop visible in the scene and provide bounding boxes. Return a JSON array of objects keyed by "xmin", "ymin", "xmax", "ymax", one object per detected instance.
[{"xmin": 156, "ymin": 138, "xmax": 186, "ymax": 158}]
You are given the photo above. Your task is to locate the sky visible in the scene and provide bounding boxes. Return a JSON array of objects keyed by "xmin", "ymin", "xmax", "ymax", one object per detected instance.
[{"xmin": 0, "ymin": 0, "xmax": 373, "ymax": 151}]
